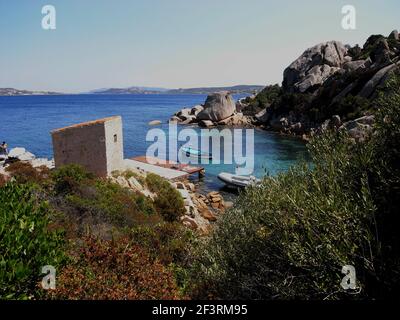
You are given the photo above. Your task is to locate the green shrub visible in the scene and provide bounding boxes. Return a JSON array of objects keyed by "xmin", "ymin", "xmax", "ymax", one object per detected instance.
[
  {"xmin": 145, "ymin": 174, "xmax": 186, "ymax": 222},
  {"xmin": 245, "ymin": 84, "xmax": 282, "ymax": 115},
  {"xmin": 189, "ymin": 73, "xmax": 400, "ymax": 300},
  {"xmin": 0, "ymin": 183, "xmax": 65, "ymax": 299},
  {"xmin": 52, "ymin": 164, "xmax": 94, "ymax": 194},
  {"xmin": 326, "ymin": 95, "xmax": 371, "ymax": 121},
  {"xmin": 0, "ymin": 174, "xmax": 7, "ymax": 187},
  {"xmin": 65, "ymin": 178, "xmax": 161, "ymax": 229}
]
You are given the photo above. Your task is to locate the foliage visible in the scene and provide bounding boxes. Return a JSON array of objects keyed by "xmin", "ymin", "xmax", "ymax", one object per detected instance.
[
  {"xmin": 245, "ymin": 84, "xmax": 282, "ymax": 115},
  {"xmin": 49, "ymin": 237, "xmax": 183, "ymax": 300},
  {"xmin": 0, "ymin": 183, "xmax": 65, "ymax": 300},
  {"xmin": 62, "ymin": 178, "xmax": 161, "ymax": 233},
  {"xmin": 189, "ymin": 73, "xmax": 400, "ymax": 300},
  {"xmin": 145, "ymin": 173, "xmax": 186, "ymax": 222},
  {"xmin": 130, "ymin": 222, "xmax": 194, "ymax": 265},
  {"xmin": 325, "ymin": 95, "xmax": 371, "ymax": 121},
  {"xmin": 0, "ymin": 174, "xmax": 6, "ymax": 187},
  {"xmin": 52, "ymin": 164, "xmax": 94, "ymax": 195},
  {"xmin": 5, "ymin": 162, "xmax": 50, "ymax": 185}
]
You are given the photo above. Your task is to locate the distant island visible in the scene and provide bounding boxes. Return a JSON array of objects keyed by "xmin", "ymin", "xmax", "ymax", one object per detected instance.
[
  {"xmin": 89, "ymin": 85, "xmax": 265, "ymax": 95},
  {"xmin": 0, "ymin": 85, "xmax": 265, "ymax": 96},
  {"xmin": 0, "ymin": 88, "xmax": 62, "ymax": 96}
]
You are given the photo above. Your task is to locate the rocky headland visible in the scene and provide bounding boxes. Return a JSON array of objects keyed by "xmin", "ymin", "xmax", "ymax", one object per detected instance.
[{"xmin": 173, "ymin": 30, "xmax": 400, "ymax": 142}]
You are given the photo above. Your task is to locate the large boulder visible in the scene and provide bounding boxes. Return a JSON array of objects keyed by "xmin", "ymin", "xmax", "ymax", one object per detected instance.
[
  {"xmin": 197, "ymin": 91, "xmax": 236, "ymax": 122},
  {"xmin": 359, "ymin": 62, "xmax": 399, "ymax": 98},
  {"xmin": 283, "ymin": 41, "xmax": 349, "ymax": 93},
  {"xmin": 190, "ymin": 105, "xmax": 204, "ymax": 116},
  {"xmin": 8, "ymin": 147, "xmax": 35, "ymax": 161},
  {"xmin": 340, "ymin": 115, "xmax": 375, "ymax": 142}
]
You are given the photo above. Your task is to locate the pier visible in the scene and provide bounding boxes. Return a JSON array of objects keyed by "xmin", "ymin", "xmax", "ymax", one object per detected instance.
[{"xmin": 124, "ymin": 156, "xmax": 205, "ymax": 181}]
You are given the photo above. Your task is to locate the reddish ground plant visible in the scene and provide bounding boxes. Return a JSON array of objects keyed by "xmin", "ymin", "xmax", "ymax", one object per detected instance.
[
  {"xmin": 5, "ymin": 162, "xmax": 50, "ymax": 185},
  {"xmin": 49, "ymin": 237, "xmax": 184, "ymax": 300},
  {"xmin": 0, "ymin": 174, "xmax": 7, "ymax": 187}
]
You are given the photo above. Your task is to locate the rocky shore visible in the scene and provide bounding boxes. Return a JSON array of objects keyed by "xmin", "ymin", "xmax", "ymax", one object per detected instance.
[
  {"xmin": 170, "ymin": 91, "xmax": 255, "ymax": 128},
  {"xmin": 110, "ymin": 169, "xmax": 228, "ymax": 235},
  {"xmin": 172, "ymin": 30, "xmax": 400, "ymax": 143}
]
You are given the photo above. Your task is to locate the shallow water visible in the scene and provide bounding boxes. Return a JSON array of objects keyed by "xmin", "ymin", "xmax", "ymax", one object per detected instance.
[{"xmin": 0, "ymin": 94, "xmax": 310, "ymax": 193}]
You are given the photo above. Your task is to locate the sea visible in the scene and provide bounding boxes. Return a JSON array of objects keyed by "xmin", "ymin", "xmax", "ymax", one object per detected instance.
[{"xmin": 0, "ymin": 94, "xmax": 310, "ymax": 194}]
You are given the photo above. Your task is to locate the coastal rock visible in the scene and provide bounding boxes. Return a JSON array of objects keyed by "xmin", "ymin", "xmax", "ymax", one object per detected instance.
[
  {"xmin": 270, "ymin": 116, "xmax": 289, "ymax": 131},
  {"xmin": 8, "ymin": 147, "xmax": 35, "ymax": 161},
  {"xmin": 217, "ymin": 113, "xmax": 252, "ymax": 126},
  {"xmin": 255, "ymin": 108, "xmax": 270, "ymax": 123},
  {"xmin": 180, "ymin": 115, "xmax": 197, "ymax": 124},
  {"xmin": 283, "ymin": 41, "xmax": 348, "ymax": 93},
  {"xmin": 340, "ymin": 115, "xmax": 375, "ymax": 142},
  {"xmin": 370, "ymin": 38, "xmax": 392, "ymax": 64},
  {"xmin": 169, "ymin": 116, "xmax": 181, "ymax": 123},
  {"xmin": 148, "ymin": 120, "xmax": 162, "ymax": 126},
  {"xmin": 198, "ymin": 120, "xmax": 215, "ymax": 128},
  {"xmin": 197, "ymin": 91, "xmax": 236, "ymax": 122},
  {"xmin": 389, "ymin": 30, "xmax": 399, "ymax": 41},
  {"xmin": 343, "ymin": 60, "xmax": 366, "ymax": 72},
  {"xmin": 200, "ymin": 209, "xmax": 217, "ymax": 221},
  {"xmin": 30, "ymin": 158, "xmax": 55, "ymax": 169},
  {"xmin": 359, "ymin": 62, "xmax": 399, "ymax": 98},
  {"xmin": 190, "ymin": 105, "xmax": 204, "ymax": 116},
  {"xmin": 181, "ymin": 216, "xmax": 198, "ymax": 230}
]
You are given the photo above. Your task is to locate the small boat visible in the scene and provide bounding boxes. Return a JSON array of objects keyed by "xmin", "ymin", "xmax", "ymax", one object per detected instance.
[
  {"xmin": 217, "ymin": 172, "xmax": 260, "ymax": 188},
  {"xmin": 181, "ymin": 147, "xmax": 212, "ymax": 160}
]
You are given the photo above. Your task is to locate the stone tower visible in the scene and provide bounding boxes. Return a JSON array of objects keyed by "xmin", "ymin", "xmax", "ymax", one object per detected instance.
[{"xmin": 51, "ymin": 116, "xmax": 124, "ymax": 177}]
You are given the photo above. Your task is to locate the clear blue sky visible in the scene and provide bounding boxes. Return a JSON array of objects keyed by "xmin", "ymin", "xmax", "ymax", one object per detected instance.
[{"xmin": 0, "ymin": 0, "xmax": 399, "ymax": 92}]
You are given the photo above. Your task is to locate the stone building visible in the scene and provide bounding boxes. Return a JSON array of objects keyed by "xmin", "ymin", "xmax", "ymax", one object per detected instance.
[{"xmin": 51, "ymin": 116, "xmax": 124, "ymax": 177}]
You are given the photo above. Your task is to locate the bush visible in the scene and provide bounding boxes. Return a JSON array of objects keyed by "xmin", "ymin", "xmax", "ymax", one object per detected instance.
[
  {"xmin": 63, "ymin": 178, "xmax": 162, "ymax": 232},
  {"xmin": 189, "ymin": 73, "xmax": 400, "ymax": 300},
  {"xmin": 0, "ymin": 183, "xmax": 65, "ymax": 299},
  {"xmin": 0, "ymin": 174, "xmax": 7, "ymax": 187},
  {"xmin": 5, "ymin": 162, "xmax": 50, "ymax": 185},
  {"xmin": 52, "ymin": 164, "xmax": 94, "ymax": 194},
  {"xmin": 49, "ymin": 237, "xmax": 183, "ymax": 300},
  {"xmin": 145, "ymin": 174, "xmax": 186, "ymax": 222},
  {"xmin": 245, "ymin": 84, "xmax": 282, "ymax": 115},
  {"xmin": 130, "ymin": 222, "xmax": 194, "ymax": 265},
  {"xmin": 326, "ymin": 95, "xmax": 371, "ymax": 121}
]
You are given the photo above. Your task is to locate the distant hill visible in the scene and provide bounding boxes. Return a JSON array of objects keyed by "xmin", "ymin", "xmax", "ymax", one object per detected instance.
[
  {"xmin": 88, "ymin": 86, "xmax": 169, "ymax": 95},
  {"xmin": 165, "ymin": 85, "xmax": 265, "ymax": 95},
  {"xmin": 0, "ymin": 88, "xmax": 62, "ymax": 96},
  {"xmin": 91, "ymin": 85, "xmax": 265, "ymax": 95},
  {"xmin": 0, "ymin": 85, "xmax": 265, "ymax": 96}
]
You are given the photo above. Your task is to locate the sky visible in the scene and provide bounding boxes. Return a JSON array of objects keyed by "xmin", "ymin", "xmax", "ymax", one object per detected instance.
[{"xmin": 0, "ymin": 0, "xmax": 399, "ymax": 93}]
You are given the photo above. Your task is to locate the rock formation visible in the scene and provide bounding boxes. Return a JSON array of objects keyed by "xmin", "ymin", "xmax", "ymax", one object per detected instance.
[
  {"xmin": 172, "ymin": 91, "xmax": 254, "ymax": 127},
  {"xmin": 283, "ymin": 41, "xmax": 349, "ymax": 93},
  {"xmin": 245, "ymin": 30, "xmax": 400, "ymax": 138}
]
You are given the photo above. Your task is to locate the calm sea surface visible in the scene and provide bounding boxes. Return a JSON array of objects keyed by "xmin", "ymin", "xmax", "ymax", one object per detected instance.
[{"xmin": 0, "ymin": 94, "xmax": 310, "ymax": 193}]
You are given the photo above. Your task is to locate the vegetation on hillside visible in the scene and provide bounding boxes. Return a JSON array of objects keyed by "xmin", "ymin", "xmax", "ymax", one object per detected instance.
[
  {"xmin": 188, "ymin": 73, "xmax": 400, "ymax": 300},
  {"xmin": 0, "ymin": 163, "xmax": 189, "ymax": 300}
]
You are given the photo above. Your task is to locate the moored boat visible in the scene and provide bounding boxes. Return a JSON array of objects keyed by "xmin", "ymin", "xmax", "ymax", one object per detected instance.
[
  {"xmin": 217, "ymin": 172, "xmax": 260, "ymax": 188},
  {"xmin": 181, "ymin": 146, "xmax": 212, "ymax": 160}
]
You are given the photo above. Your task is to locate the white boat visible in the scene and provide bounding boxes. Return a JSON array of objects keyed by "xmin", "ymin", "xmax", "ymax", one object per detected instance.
[
  {"xmin": 217, "ymin": 172, "xmax": 260, "ymax": 188},
  {"xmin": 181, "ymin": 146, "xmax": 212, "ymax": 160}
]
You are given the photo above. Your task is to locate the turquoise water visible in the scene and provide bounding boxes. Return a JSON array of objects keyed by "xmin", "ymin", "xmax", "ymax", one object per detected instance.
[{"xmin": 0, "ymin": 94, "xmax": 309, "ymax": 192}]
